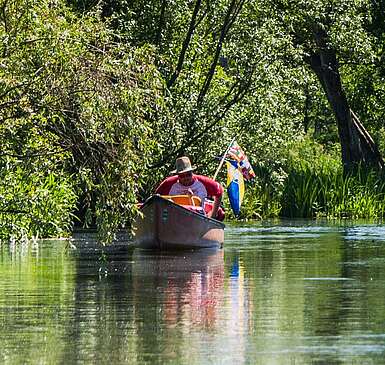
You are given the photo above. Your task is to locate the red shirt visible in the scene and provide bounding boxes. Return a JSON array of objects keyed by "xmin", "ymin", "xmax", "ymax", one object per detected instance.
[{"xmin": 155, "ymin": 174, "xmax": 223, "ymax": 198}]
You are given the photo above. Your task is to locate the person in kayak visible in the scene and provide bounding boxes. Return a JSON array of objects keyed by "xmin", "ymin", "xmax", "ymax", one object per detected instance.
[{"xmin": 155, "ymin": 156, "xmax": 225, "ymax": 221}]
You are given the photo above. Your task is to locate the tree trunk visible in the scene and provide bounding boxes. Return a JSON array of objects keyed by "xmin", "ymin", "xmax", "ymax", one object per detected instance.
[{"xmin": 308, "ymin": 26, "xmax": 384, "ymax": 173}]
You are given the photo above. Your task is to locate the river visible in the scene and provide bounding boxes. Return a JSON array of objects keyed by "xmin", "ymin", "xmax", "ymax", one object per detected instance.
[{"xmin": 1, "ymin": 220, "xmax": 385, "ymax": 364}]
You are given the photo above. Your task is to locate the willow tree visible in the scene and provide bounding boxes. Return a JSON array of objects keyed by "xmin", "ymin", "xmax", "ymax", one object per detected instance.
[
  {"xmin": 73, "ymin": 0, "xmax": 267, "ymax": 175},
  {"xmin": 0, "ymin": 0, "xmax": 167, "ymax": 240}
]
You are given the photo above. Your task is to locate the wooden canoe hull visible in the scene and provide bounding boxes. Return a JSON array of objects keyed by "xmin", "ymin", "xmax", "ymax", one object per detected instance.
[{"xmin": 133, "ymin": 195, "xmax": 225, "ymax": 250}]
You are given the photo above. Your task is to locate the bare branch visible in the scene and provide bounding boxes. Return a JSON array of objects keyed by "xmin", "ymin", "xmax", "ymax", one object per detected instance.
[
  {"xmin": 0, "ymin": 147, "xmax": 70, "ymax": 159},
  {"xmin": 155, "ymin": 0, "xmax": 167, "ymax": 47},
  {"xmin": 196, "ymin": 0, "xmax": 245, "ymax": 105},
  {"xmin": 150, "ymin": 62, "xmax": 257, "ymax": 169},
  {"xmin": 166, "ymin": 0, "xmax": 203, "ymax": 89}
]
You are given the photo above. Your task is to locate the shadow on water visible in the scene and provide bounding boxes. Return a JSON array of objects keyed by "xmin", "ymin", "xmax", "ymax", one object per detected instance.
[{"xmin": 131, "ymin": 247, "xmax": 223, "ymax": 276}]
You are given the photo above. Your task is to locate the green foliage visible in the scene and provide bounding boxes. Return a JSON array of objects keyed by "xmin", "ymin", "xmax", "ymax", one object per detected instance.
[
  {"xmin": 281, "ymin": 139, "xmax": 385, "ymax": 219},
  {"xmin": 0, "ymin": 159, "xmax": 77, "ymax": 239},
  {"xmin": 2, "ymin": 0, "xmax": 385, "ymax": 240},
  {"xmin": 0, "ymin": 0, "xmax": 166, "ymax": 241},
  {"xmin": 235, "ymin": 138, "xmax": 385, "ymax": 220}
]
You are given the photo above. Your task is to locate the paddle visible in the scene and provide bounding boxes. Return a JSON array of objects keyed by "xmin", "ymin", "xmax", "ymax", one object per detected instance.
[{"xmin": 212, "ymin": 136, "xmax": 236, "ymax": 181}]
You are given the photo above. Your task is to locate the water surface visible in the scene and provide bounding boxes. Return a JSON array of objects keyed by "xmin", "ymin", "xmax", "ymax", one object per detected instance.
[{"xmin": 1, "ymin": 220, "xmax": 385, "ymax": 364}]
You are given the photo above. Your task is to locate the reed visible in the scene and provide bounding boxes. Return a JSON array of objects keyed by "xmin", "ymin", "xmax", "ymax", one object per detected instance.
[
  {"xmin": 225, "ymin": 138, "xmax": 385, "ymax": 220},
  {"xmin": 281, "ymin": 160, "xmax": 385, "ymax": 219}
]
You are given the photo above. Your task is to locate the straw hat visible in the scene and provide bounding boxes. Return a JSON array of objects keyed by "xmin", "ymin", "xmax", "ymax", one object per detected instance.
[{"xmin": 171, "ymin": 156, "xmax": 196, "ymax": 174}]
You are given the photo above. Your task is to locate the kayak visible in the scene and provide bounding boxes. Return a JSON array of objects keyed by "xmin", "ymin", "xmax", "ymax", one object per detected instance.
[{"xmin": 133, "ymin": 195, "xmax": 225, "ymax": 250}]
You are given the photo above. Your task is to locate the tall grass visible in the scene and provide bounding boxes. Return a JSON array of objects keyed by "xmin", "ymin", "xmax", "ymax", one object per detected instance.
[
  {"xmin": 281, "ymin": 160, "xmax": 385, "ymax": 219},
  {"xmin": 238, "ymin": 139, "xmax": 385, "ymax": 220}
]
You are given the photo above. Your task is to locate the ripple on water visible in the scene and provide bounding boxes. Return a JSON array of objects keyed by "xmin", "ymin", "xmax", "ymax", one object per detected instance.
[
  {"xmin": 227, "ymin": 225, "xmax": 337, "ymax": 234},
  {"xmin": 2, "ymin": 222, "xmax": 385, "ymax": 365},
  {"xmin": 344, "ymin": 225, "xmax": 385, "ymax": 242},
  {"xmin": 303, "ymin": 277, "xmax": 355, "ymax": 281}
]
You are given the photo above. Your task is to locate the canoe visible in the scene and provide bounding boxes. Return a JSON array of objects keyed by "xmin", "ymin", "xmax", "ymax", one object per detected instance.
[{"xmin": 133, "ymin": 195, "xmax": 225, "ymax": 250}]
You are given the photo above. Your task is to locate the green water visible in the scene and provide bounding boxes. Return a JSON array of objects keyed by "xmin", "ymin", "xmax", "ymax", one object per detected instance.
[{"xmin": 1, "ymin": 221, "xmax": 385, "ymax": 364}]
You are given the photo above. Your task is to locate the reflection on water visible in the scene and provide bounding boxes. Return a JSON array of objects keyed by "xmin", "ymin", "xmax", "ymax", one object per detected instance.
[
  {"xmin": 0, "ymin": 221, "xmax": 385, "ymax": 364},
  {"xmin": 132, "ymin": 249, "xmax": 224, "ymax": 331}
]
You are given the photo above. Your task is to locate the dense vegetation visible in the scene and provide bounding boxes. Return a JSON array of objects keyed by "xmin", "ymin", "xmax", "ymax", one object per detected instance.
[{"xmin": 1, "ymin": 0, "xmax": 385, "ymax": 241}]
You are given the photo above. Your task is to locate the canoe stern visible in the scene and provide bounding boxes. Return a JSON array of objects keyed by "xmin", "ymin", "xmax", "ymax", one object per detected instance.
[{"xmin": 134, "ymin": 195, "xmax": 224, "ymax": 249}]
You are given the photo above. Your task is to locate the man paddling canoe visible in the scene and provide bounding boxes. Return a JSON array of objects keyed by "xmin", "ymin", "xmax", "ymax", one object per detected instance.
[{"xmin": 155, "ymin": 156, "xmax": 225, "ymax": 221}]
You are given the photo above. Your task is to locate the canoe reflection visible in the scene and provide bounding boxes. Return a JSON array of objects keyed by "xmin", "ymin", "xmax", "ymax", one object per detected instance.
[{"xmin": 132, "ymin": 248, "xmax": 224, "ymax": 329}]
